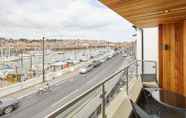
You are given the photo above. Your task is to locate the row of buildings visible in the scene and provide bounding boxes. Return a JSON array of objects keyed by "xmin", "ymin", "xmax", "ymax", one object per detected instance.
[{"xmin": 0, "ymin": 37, "xmax": 134, "ymax": 51}]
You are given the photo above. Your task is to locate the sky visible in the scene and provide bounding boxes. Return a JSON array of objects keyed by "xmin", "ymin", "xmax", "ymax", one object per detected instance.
[{"xmin": 0, "ymin": 0, "xmax": 135, "ymax": 42}]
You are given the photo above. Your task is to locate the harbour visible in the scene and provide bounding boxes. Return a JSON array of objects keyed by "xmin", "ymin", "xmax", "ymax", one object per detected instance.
[{"xmin": 0, "ymin": 47, "xmax": 122, "ymax": 87}]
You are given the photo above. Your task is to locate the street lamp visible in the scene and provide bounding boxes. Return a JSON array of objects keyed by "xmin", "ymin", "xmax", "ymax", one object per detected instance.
[{"xmin": 42, "ymin": 37, "xmax": 45, "ymax": 83}]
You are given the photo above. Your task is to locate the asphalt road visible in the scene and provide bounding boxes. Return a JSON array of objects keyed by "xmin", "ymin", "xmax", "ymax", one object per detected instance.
[{"xmin": 1, "ymin": 55, "xmax": 132, "ymax": 118}]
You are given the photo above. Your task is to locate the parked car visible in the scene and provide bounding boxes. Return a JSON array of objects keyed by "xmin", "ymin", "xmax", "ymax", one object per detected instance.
[
  {"xmin": 80, "ymin": 57, "xmax": 89, "ymax": 62},
  {"xmin": 72, "ymin": 59, "xmax": 80, "ymax": 64},
  {"xmin": 90, "ymin": 56, "xmax": 94, "ymax": 59},
  {"xmin": 107, "ymin": 53, "xmax": 114, "ymax": 59},
  {"xmin": 65, "ymin": 58, "xmax": 74, "ymax": 64},
  {"xmin": 80, "ymin": 64, "xmax": 94, "ymax": 74},
  {"xmin": 0, "ymin": 97, "xmax": 19, "ymax": 114},
  {"xmin": 122, "ymin": 53, "xmax": 128, "ymax": 57},
  {"xmin": 92, "ymin": 60, "xmax": 102, "ymax": 67},
  {"xmin": 100, "ymin": 58, "xmax": 106, "ymax": 63}
]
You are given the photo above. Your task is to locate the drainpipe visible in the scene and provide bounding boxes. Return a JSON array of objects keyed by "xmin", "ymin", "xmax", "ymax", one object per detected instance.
[{"xmin": 140, "ymin": 28, "xmax": 144, "ymax": 82}]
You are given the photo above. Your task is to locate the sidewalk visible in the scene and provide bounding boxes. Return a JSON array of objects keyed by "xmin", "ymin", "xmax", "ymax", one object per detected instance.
[
  {"xmin": 0, "ymin": 80, "xmax": 12, "ymax": 88},
  {"xmin": 0, "ymin": 62, "xmax": 89, "ymax": 99}
]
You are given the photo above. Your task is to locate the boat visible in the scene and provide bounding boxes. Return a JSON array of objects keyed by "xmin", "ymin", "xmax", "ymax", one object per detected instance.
[
  {"xmin": 0, "ymin": 65, "xmax": 16, "ymax": 80},
  {"xmin": 0, "ymin": 56, "xmax": 20, "ymax": 63},
  {"xmin": 18, "ymin": 53, "xmax": 31, "ymax": 59}
]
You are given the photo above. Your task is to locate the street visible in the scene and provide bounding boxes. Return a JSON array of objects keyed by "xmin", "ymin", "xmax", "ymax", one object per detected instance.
[{"xmin": 1, "ymin": 55, "xmax": 132, "ymax": 118}]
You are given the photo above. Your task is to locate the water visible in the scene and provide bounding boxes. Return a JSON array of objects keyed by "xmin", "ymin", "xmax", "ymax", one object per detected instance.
[{"xmin": 3, "ymin": 48, "xmax": 110, "ymax": 75}]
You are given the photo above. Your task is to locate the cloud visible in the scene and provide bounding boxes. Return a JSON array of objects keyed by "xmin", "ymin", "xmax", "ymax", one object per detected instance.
[{"xmin": 0, "ymin": 0, "xmax": 135, "ymax": 42}]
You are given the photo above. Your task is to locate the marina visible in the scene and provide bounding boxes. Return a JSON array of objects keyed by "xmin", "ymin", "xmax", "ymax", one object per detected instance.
[{"xmin": 0, "ymin": 47, "xmax": 118, "ymax": 87}]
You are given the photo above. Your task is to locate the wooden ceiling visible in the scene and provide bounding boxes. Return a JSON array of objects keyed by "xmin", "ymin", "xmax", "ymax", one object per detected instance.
[{"xmin": 100, "ymin": 0, "xmax": 186, "ymax": 28}]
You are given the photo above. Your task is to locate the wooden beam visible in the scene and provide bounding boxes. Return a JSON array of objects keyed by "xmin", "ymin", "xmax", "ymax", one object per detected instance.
[
  {"xmin": 184, "ymin": 21, "xmax": 186, "ymax": 96},
  {"xmin": 100, "ymin": 0, "xmax": 186, "ymax": 27}
]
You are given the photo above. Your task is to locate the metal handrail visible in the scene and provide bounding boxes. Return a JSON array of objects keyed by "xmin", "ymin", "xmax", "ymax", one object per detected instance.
[
  {"xmin": 46, "ymin": 60, "xmax": 156, "ymax": 118},
  {"xmin": 140, "ymin": 60, "xmax": 158, "ymax": 85}
]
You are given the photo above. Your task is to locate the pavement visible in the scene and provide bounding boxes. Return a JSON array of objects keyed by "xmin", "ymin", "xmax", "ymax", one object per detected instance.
[
  {"xmin": 0, "ymin": 80, "xmax": 11, "ymax": 88},
  {"xmin": 0, "ymin": 55, "xmax": 133, "ymax": 118},
  {"xmin": 0, "ymin": 61, "xmax": 89, "ymax": 99}
]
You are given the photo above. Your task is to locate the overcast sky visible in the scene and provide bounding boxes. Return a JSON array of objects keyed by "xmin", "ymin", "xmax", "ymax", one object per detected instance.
[{"xmin": 0, "ymin": 0, "xmax": 135, "ymax": 42}]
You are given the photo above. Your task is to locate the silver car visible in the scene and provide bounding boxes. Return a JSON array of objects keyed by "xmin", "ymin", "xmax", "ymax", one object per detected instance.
[
  {"xmin": 122, "ymin": 53, "xmax": 128, "ymax": 57},
  {"xmin": 0, "ymin": 98, "xmax": 19, "ymax": 114},
  {"xmin": 80, "ymin": 64, "xmax": 94, "ymax": 74}
]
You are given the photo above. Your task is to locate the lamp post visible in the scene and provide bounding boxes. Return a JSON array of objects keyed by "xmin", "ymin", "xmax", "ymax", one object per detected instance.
[
  {"xmin": 21, "ymin": 48, "xmax": 24, "ymax": 81},
  {"xmin": 42, "ymin": 37, "xmax": 45, "ymax": 83},
  {"xmin": 74, "ymin": 40, "xmax": 77, "ymax": 60},
  {"xmin": 30, "ymin": 54, "xmax": 32, "ymax": 74}
]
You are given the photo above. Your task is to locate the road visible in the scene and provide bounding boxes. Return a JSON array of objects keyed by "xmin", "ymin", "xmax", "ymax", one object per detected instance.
[{"xmin": 1, "ymin": 55, "xmax": 132, "ymax": 118}]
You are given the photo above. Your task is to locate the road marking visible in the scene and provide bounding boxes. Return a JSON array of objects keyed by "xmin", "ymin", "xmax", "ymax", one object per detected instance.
[
  {"xmin": 16, "ymin": 69, "xmax": 81, "ymax": 100},
  {"xmin": 50, "ymin": 88, "xmax": 80, "ymax": 108},
  {"xmin": 45, "ymin": 55, "xmax": 127, "ymax": 117},
  {"xmin": 68, "ymin": 79, "xmax": 75, "ymax": 82},
  {"xmin": 53, "ymin": 70, "xmax": 79, "ymax": 86},
  {"xmin": 17, "ymin": 89, "xmax": 38, "ymax": 99},
  {"xmin": 54, "ymin": 80, "xmax": 67, "ymax": 86},
  {"xmin": 86, "ymin": 78, "xmax": 96, "ymax": 85}
]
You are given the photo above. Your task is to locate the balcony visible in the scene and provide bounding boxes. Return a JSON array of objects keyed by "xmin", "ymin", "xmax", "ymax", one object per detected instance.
[{"xmin": 45, "ymin": 60, "xmax": 159, "ymax": 118}]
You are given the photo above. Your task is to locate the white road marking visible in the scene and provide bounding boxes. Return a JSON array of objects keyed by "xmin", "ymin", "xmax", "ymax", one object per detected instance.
[
  {"xmin": 50, "ymin": 88, "xmax": 80, "ymax": 108},
  {"xmin": 17, "ymin": 89, "xmax": 38, "ymax": 99},
  {"xmin": 68, "ymin": 78, "xmax": 75, "ymax": 82},
  {"xmin": 86, "ymin": 78, "xmax": 96, "ymax": 85},
  {"xmin": 53, "ymin": 79, "xmax": 68, "ymax": 86}
]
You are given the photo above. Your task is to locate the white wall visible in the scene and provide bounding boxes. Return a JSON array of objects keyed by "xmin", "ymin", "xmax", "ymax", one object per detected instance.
[
  {"xmin": 136, "ymin": 29, "xmax": 142, "ymax": 60},
  {"xmin": 136, "ymin": 27, "xmax": 158, "ymax": 61}
]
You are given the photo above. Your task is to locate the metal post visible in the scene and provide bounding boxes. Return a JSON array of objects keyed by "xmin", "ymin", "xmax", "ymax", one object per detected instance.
[
  {"xmin": 136, "ymin": 61, "xmax": 138, "ymax": 80},
  {"xmin": 30, "ymin": 54, "xmax": 32, "ymax": 79},
  {"xmin": 126, "ymin": 68, "xmax": 129, "ymax": 95},
  {"xmin": 42, "ymin": 37, "xmax": 45, "ymax": 83},
  {"xmin": 141, "ymin": 28, "xmax": 144, "ymax": 82},
  {"xmin": 30, "ymin": 55, "xmax": 32, "ymax": 70},
  {"xmin": 89, "ymin": 44, "xmax": 91, "ymax": 58},
  {"xmin": 154, "ymin": 61, "xmax": 159, "ymax": 86},
  {"xmin": 74, "ymin": 41, "xmax": 77, "ymax": 60},
  {"xmin": 121, "ymin": 70, "xmax": 125, "ymax": 82},
  {"xmin": 134, "ymin": 40, "xmax": 137, "ymax": 60},
  {"xmin": 21, "ymin": 49, "xmax": 24, "ymax": 81},
  {"xmin": 102, "ymin": 84, "xmax": 106, "ymax": 118}
]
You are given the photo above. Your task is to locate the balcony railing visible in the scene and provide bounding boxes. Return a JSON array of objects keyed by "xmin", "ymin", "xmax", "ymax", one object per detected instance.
[{"xmin": 46, "ymin": 60, "xmax": 157, "ymax": 118}]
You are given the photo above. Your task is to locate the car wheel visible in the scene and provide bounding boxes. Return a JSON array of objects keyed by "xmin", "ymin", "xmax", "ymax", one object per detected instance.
[{"xmin": 4, "ymin": 106, "xmax": 13, "ymax": 114}]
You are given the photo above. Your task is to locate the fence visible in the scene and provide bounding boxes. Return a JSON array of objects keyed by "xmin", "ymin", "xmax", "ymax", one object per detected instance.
[{"xmin": 46, "ymin": 60, "xmax": 157, "ymax": 118}]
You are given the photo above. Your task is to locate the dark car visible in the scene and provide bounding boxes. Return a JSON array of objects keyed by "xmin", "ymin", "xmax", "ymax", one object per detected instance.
[{"xmin": 0, "ymin": 98, "xmax": 19, "ymax": 114}]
